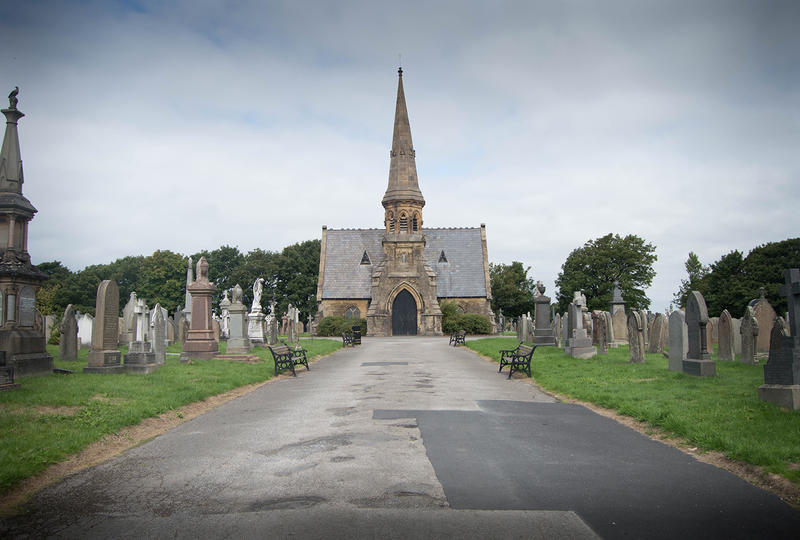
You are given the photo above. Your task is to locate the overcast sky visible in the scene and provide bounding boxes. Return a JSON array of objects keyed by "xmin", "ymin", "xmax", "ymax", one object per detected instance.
[{"xmin": 2, "ymin": 0, "xmax": 799, "ymax": 311}]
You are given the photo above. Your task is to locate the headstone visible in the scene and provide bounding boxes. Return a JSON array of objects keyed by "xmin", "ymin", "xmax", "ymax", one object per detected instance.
[
  {"xmin": 180, "ymin": 257, "xmax": 218, "ymax": 362},
  {"xmin": 151, "ymin": 307, "xmax": 166, "ymax": 365},
  {"xmin": 212, "ymin": 318, "xmax": 221, "ymax": 342},
  {"xmin": 610, "ymin": 280, "xmax": 625, "ymax": 314},
  {"xmin": 740, "ymin": 306, "xmax": 759, "ymax": 365},
  {"xmin": 683, "ymin": 291, "xmax": 715, "ymax": 377},
  {"xmin": 560, "ymin": 313, "xmax": 569, "ymax": 351},
  {"xmin": 219, "ymin": 290, "xmax": 231, "ymax": 340},
  {"xmin": 668, "ymin": 310, "xmax": 688, "ymax": 372},
  {"xmin": 647, "ymin": 313, "xmax": 667, "ymax": 354},
  {"xmin": 58, "ymin": 304, "xmax": 78, "ymax": 361},
  {"xmin": 639, "ymin": 310, "xmax": 649, "ymax": 349},
  {"xmin": 247, "ymin": 277, "xmax": 266, "ymax": 346},
  {"xmin": 183, "ymin": 256, "xmax": 194, "ymax": 324},
  {"xmin": 84, "ymin": 280, "xmax": 123, "ymax": 373},
  {"xmin": 591, "ymin": 311, "xmax": 601, "ymax": 345},
  {"xmin": 150, "ymin": 304, "xmax": 169, "ymax": 349},
  {"xmin": 611, "ymin": 309, "xmax": 627, "ymax": 345},
  {"xmin": 167, "ymin": 316, "xmax": 176, "ymax": 344},
  {"xmin": 532, "ymin": 283, "xmax": 556, "ymax": 345},
  {"xmin": 732, "ymin": 317, "xmax": 742, "ymax": 356},
  {"xmin": 717, "ymin": 309, "xmax": 735, "ymax": 362},
  {"xmin": 757, "ymin": 269, "xmax": 800, "ymax": 410},
  {"xmin": 553, "ymin": 313, "xmax": 562, "ymax": 347},
  {"xmin": 226, "ymin": 284, "xmax": 252, "ymax": 354},
  {"xmin": 124, "ymin": 297, "xmax": 157, "ymax": 373},
  {"xmin": 44, "ymin": 314, "xmax": 56, "ymax": 342},
  {"xmin": 566, "ymin": 303, "xmax": 596, "ymax": 359},
  {"xmin": 602, "ymin": 311, "xmax": 615, "ymax": 347},
  {"xmin": 120, "ymin": 292, "xmax": 137, "ymax": 345},
  {"xmin": 627, "ymin": 311, "xmax": 645, "ymax": 364},
  {"xmin": 76, "ymin": 313, "xmax": 94, "ymax": 349},
  {"xmin": 596, "ymin": 312, "xmax": 608, "ymax": 354},
  {"xmin": 709, "ymin": 317, "xmax": 720, "ymax": 345},
  {"xmin": 751, "ymin": 288, "xmax": 777, "ymax": 354},
  {"xmin": 176, "ymin": 310, "xmax": 187, "ymax": 344},
  {"xmin": 269, "ymin": 315, "xmax": 279, "ymax": 345}
]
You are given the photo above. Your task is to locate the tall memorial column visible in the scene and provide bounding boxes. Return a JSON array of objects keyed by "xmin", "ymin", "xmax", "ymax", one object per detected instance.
[
  {"xmin": 180, "ymin": 257, "xmax": 218, "ymax": 361},
  {"xmin": 0, "ymin": 88, "xmax": 52, "ymax": 376}
]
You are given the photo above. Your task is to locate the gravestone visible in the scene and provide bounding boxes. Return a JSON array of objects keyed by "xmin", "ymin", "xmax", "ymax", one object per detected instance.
[
  {"xmin": 640, "ymin": 310, "xmax": 649, "ymax": 349},
  {"xmin": 553, "ymin": 313, "xmax": 562, "ymax": 347},
  {"xmin": 532, "ymin": 282, "xmax": 556, "ymax": 345},
  {"xmin": 247, "ymin": 278, "xmax": 266, "ymax": 346},
  {"xmin": 45, "ymin": 314, "xmax": 56, "ymax": 343},
  {"xmin": 180, "ymin": 257, "xmax": 218, "ymax": 362},
  {"xmin": 596, "ymin": 312, "xmax": 608, "ymax": 354},
  {"xmin": 120, "ymin": 292, "xmax": 137, "ymax": 345},
  {"xmin": 602, "ymin": 311, "xmax": 615, "ymax": 347},
  {"xmin": 124, "ymin": 297, "xmax": 157, "ymax": 373},
  {"xmin": 751, "ymin": 288, "xmax": 777, "ymax": 354},
  {"xmin": 150, "ymin": 304, "xmax": 169, "ymax": 350},
  {"xmin": 683, "ymin": 291, "xmax": 715, "ymax": 377},
  {"xmin": 58, "ymin": 304, "xmax": 78, "ymax": 362},
  {"xmin": 610, "ymin": 280, "xmax": 625, "ymax": 314},
  {"xmin": 566, "ymin": 303, "xmax": 596, "ymax": 359},
  {"xmin": 167, "ymin": 316, "xmax": 176, "ymax": 344},
  {"xmin": 732, "ymin": 317, "xmax": 742, "ymax": 356},
  {"xmin": 709, "ymin": 317, "xmax": 720, "ymax": 346},
  {"xmin": 84, "ymin": 280, "xmax": 123, "ymax": 373},
  {"xmin": 175, "ymin": 310, "xmax": 187, "ymax": 344},
  {"xmin": 740, "ymin": 306, "xmax": 759, "ymax": 365},
  {"xmin": 627, "ymin": 311, "xmax": 645, "ymax": 363},
  {"xmin": 151, "ymin": 306, "xmax": 166, "ymax": 365},
  {"xmin": 758, "ymin": 269, "xmax": 800, "ymax": 410},
  {"xmin": 561, "ymin": 313, "xmax": 569, "ymax": 351},
  {"xmin": 219, "ymin": 290, "xmax": 231, "ymax": 340},
  {"xmin": 591, "ymin": 311, "xmax": 601, "ymax": 346},
  {"xmin": 668, "ymin": 310, "xmax": 688, "ymax": 372},
  {"xmin": 226, "ymin": 284, "xmax": 251, "ymax": 355},
  {"xmin": 611, "ymin": 309, "xmax": 627, "ymax": 345},
  {"xmin": 183, "ymin": 257, "xmax": 194, "ymax": 324},
  {"xmin": 717, "ymin": 309, "xmax": 735, "ymax": 362},
  {"xmin": 76, "ymin": 313, "xmax": 94, "ymax": 349},
  {"xmin": 269, "ymin": 315, "xmax": 279, "ymax": 345},
  {"xmin": 647, "ymin": 313, "xmax": 667, "ymax": 354}
]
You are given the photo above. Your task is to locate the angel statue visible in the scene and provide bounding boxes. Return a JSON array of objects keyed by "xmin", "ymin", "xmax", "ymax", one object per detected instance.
[{"xmin": 251, "ymin": 277, "xmax": 265, "ymax": 313}]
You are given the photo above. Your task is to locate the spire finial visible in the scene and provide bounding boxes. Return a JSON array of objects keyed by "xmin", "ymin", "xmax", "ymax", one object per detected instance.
[{"xmin": 398, "ymin": 53, "xmax": 402, "ymax": 77}]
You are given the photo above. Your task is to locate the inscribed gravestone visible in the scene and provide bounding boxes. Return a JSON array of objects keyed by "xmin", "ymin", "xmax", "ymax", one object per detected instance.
[
  {"xmin": 740, "ymin": 306, "xmax": 759, "ymax": 365},
  {"xmin": 683, "ymin": 291, "xmax": 715, "ymax": 377},
  {"xmin": 180, "ymin": 257, "xmax": 218, "ymax": 362},
  {"xmin": 18, "ymin": 286, "xmax": 35, "ymax": 327},
  {"xmin": 627, "ymin": 311, "xmax": 645, "ymax": 363},
  {"xmin": 717, "ymin": 309, "xmax": 735, "ymax": 362},
  {"xmin": 76, "ymin": 313, "xmax": 93, "ymax": 349},
  {"xmin": 647, "ymin": 313, "xmax": 667, "ymax": 354},
  {"xmin": 709, "ymin": 317, "xmax": 719, "ymax": 345},
  {"xmin": 752, "ymin": 289, "xmax": 777, "ymax": 354},
  {"xmin": 668, "ymin": 310, "xmax": 688, "ymax": 372},
  {"xmin": 596, "ymin": 313, "xmax": 608, "ymax": 354},
  {"xmin": 226, "ymin": 284, "xmax": 251, "ymax": 354},
  {"xmin": 121, "ymin": 292, "xmax": 137, "ymax": 344},
  {"xmin": 84, "ymin": 280, "xmax": 123, "ymax": 373},
  {"xmin": 603, "ymin": 311, "xmax": 614, "ymax": 346},
  {"xmin": 733, "ymin": 317, "xmax": 742, "ymax": 356},
  {"xmin": 152, "ymin": 307, "xmax": 166, "ymax": 365},
  {"xmin": 758, "ymin": 269, "xmax": 800, "ymax": 410},
  {"xmin": 58, "ymin": 304, "xmax": 78, "ymax": 362},
  {"xmin": 612, "ymin": 309, "xmax": 627, "ymax": 344}
]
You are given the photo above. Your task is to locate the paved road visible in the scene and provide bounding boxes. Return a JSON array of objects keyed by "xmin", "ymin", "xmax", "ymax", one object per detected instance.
[{"xmin": 3, "ymin": 337, "xmax": 799, "ymax": 539}]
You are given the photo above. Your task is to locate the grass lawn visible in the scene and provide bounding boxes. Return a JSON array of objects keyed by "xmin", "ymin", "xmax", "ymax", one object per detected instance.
[
  {"xmin": 467, "ymin": 337, "xmax": 800, "ymax": 485},
  {"xmin": 0, "ymin": 338, "xmax": 341, "ymax": 494}
]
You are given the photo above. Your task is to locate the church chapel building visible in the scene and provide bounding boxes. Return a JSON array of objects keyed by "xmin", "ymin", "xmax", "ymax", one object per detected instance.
[{"xmin": 314, "ymin": 69, "xmax": 495, "ymax": 336}]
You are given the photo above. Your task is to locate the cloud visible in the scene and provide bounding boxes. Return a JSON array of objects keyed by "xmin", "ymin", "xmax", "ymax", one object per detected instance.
[{"xmin": 1, "ymin": 0, "xmax": 798, "ymax": 312}]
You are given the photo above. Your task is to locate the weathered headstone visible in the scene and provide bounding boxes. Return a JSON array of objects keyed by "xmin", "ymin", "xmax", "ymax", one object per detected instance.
[
  {"xmin": 561, "ymin": 313, "xmax": 569, "ymax": 351},
  {"xmin": 610, "ymin": 280, "xmax": 625, "ymax": 314},
  {"xmin": 58, "ymin": 304, "xmax": 78, "ymax": 362},
  {"xmin": 120, "ymin": 292, "xmax": 137, "ymax": 345},
  {"xmin": 45, "ymin": 314, "xmax": 56, "ymax": 343},
  {"xmin": 640, "ymin": 310, "xmax": 649, "ymax": 349},
  {"xmin": 151, "ymin": 306, "xmax": 166, "ymax": 365},
  {"xmin": 758, "ymin": 269, "xmax": 800, "ymax": 410},
  {"xmin": 751, "ymin": 288, "xmax": 777, "ymax": 354},
  {"xmin": 683, "ymin": 291, "xmax": 715, "ymax": 377},
  {"xmin": 627, "ymin": 311, "xmax": 645, "ymax": 364},
  {"xmin": 124, "ymin": 297, "xmax": 157, "ymax": 373},
  {"xmin": 596, "ymin": 312, "xmax": 608, "ymax": 354},
  {"xmin": 226, "ymin": 284, "xmax": 251, "ymax": 354},
  {"xmin": 183, "ymin": 257, "xmax": 194, "ymax": 324},
  {"xmin": 709, "ymin": 317, "xmax": 720, "ymax": 346},
  {"xmin": 167, "ymin": 316, "xmax": 176, "ymax": 345},
  {"xmin": 740, "ymin": 306, "xmax": 759, "ymax": 365},
  {"xmin": 76, "ymin": 313, "xmax": 94, "ymax": 349},
  {"xmin": 611, "ymin": 309, "xmax": 627, "ymax": 345},
  {"xmin": 247, "ymin": 278, "xmax": 266, "ymax": 346},
  {"xmin": 180, "ymin": 257, "xmax": 218, "ymax": 362},
  {"xmin": 269, "ymin": 315, "xmax": 279, "ymax": 345},
  {"xmin": 732, "ymin": 317, "xmax": 742, "ymax": 356},
  {"xmin": 566, "ymin": 303, "xmax": 596, "ymax": 359},
  {"xmin": 219, "ymin": 290, "xmax": 231, "ymax": 340},
  {"xmin": 84, "ymin": 280, "xmax": 123, "ymax": 373},
  {"xmin": 553, "ymin": 313, "xmax": 562, "ymax": 347},
  {"xmin": 668, "ymin": 310, "xmax": 688, "ymax": 372},
  {"xmin": 602, "ymin": 311, "xmax": 615, "ymax": 347},
  {"xmin": 717, "ymin": 309, "xmax": 735, "ymax": 362},
  {"xmin": 532, "ymin": 282, "xmax": 556, "ymax": 345},
  {"xmin": 647, "ymin": 313, "xmax": 667, "ymax": 354}
]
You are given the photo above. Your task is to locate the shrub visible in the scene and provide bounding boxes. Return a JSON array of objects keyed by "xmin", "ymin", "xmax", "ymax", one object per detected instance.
[
  {"xmin": 458, "ymin": 313, "xmax": 492, "ymax": 334},
  {"xmin": 317, "ymin": 316, "xmax": 367, "ymax": 336},
  {"xmin": 440, "ymin": 301, "xmax": 461, "ymax": 334}
]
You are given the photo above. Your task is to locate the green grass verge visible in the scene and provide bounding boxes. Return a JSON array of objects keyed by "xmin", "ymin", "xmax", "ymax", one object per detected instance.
[
  {"xmin": 467, "ymin": 337, "xmax": 800, "ymax": 485},
  {"xmin": 0, "ymin": 338, "xmax": 341, "ymax": 494}
]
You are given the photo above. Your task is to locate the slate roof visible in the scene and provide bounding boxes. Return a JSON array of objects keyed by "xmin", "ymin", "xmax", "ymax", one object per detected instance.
[{"xmin": 321, "ymin": 228, "xmax": 487, "ymax": 299}]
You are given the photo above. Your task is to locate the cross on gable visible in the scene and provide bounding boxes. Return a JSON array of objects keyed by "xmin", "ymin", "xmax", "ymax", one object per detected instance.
[{"xmin": 779, "ymin": 268, "xmax": 800, "ymax": 338}]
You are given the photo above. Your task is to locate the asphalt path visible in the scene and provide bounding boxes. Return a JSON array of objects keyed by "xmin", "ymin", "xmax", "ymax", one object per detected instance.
[{"xmin": 2, "ymin": 337, "xmax": 799, "ymax": 539}]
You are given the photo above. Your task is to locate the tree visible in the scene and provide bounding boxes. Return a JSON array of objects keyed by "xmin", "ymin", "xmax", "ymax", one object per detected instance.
[
  {"xmin": 741, "ymin": 238, "xmax": 800, "ymax": 315},
  {"xmin": 673, "ymin": 251, "xmax": 709, "ymax": 308},
  {"xmin": 702, "ymin": 250, "xmax": 750, "ymax": 318},
  {"xmin": 555, "ymin": 233, "xmax": 657, "ymax": 313},
  {"xmin": 489, "ymin": 261, "xmax": 536, "ymax": 318},
  {"xmin": 137, "ymin": 250, "xmax": 186, "ymax": 311},
  {"xmin": 192, "ymin": 245, "xmax": 245, "ymax": 310},
  {"xmin": 274, "ymin": 239, "xmax": 321, "ymax": 322},
  {"xmin": 228, "ymin": 248, "xmax": 281, "ymax": 311},
  {"xmin": 35, "ymin": 261, "xmax": 73, "ymax": 315}
]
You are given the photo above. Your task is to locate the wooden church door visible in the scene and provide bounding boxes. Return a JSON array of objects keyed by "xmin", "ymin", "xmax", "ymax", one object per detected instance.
[{"xmin": 392, "ymin": 290, "xmax": 417, "ymax": 335}]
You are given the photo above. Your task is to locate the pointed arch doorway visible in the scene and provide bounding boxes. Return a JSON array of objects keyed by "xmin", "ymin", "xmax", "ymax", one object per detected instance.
[{"xmin": 392, "ymin": 289, "xmax": 417, "ymax": 335}]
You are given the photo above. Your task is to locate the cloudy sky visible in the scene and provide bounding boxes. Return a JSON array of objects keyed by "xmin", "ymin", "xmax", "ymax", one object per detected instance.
[{"xmin": 1, "ymin": 0, "xmax": 798, "ymax": 311}]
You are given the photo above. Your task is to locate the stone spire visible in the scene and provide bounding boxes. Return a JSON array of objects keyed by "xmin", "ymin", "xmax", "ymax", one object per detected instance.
[
  {"xmin": 0, "ymin": 87, "xmax": 25, "ymax": 195},
  {"xmin": 382, "ymin": 68, "xmax": 424, "ymax": 234}
]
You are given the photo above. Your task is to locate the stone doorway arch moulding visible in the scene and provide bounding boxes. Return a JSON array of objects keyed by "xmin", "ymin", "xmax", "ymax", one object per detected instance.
[{"xmin": 386, "ymin": 282, "xmax": 424, "ymax": 336}]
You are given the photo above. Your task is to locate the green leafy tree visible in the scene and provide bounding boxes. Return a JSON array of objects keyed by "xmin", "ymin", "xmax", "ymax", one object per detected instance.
[
  {"xmin": 137, "ymin": 250, "xmax": 186, "ymax": 311},
  {"xmin": 703, "ymin": 250, "xmax": 750, "ymax": 318},
  {"xmin": 555, "ymin": 233, "xmax": 657, "ymax": 313},
  {"xmin": 274, "ymin": 239, "xmax": 321, "ymax": 322},
  {"xmin": 228, "ymin": 248, "xmax": 281, "ymax": 311},
  {"xmin": 489, "ymin": 261, "xmax": 536, "ymax": 318},
  {"xmin": 192, "ymin": 245, "xmax": 245, "ymax": 311},
  {"xmin": 35, "ymin": 261, "xmax": 73, "ymax": 315},
  {"xmin": 741, "ymin": 238, "xmax": 800, "ymax": 315},
  {"xmin": 673, "ymin": 251, "xmax": 709, "ymax": 308}
]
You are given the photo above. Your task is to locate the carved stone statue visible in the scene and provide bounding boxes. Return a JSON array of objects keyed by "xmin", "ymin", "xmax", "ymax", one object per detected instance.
[
  {"xmin": 534, "ymin": 280, "xmax": 545, "ymax": 297},
  {"xmin": 251, "ymin": 278, "xmax": 264, "ymax": 313},
  {"xmin": 231, "ymin": 284, "xmax": 243, "ymax": 304},
  {"xmin": 8, "ymin": 87, "xmax": 18, "ymax": 110}
]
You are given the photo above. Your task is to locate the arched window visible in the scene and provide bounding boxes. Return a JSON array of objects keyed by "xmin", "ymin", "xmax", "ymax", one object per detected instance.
[
  {"xmin": 388, "ymin": 212, "xmax": 395, "ymax": 233},
  {"xmin": 345, "ymin": 306, "xmax": 360, "ymax": 319},
  {"xmin": 412, "ymin": 214, "xmax": 419, "ymax": 232},
  {"xmin": 399, "ymin": 213, "xmax": 408, "ymax": 232}
]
